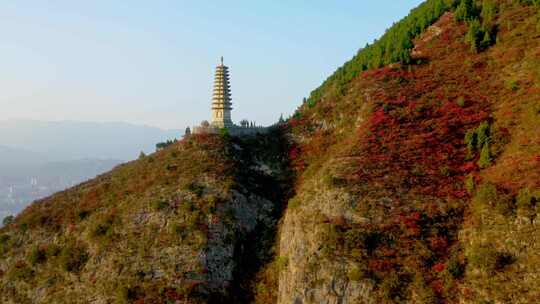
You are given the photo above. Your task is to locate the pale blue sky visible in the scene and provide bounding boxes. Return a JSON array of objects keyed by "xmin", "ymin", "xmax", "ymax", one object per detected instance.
[{"xmin": 0, "ymin": 1, "xmax": 423, "ymax": 129}]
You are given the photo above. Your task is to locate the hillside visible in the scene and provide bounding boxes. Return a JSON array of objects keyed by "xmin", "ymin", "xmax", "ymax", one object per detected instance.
[
  {"xmin": 269, "ymin": 1, "xmax": 540, "ymax": 303},
  {"xmin": 0, "ymin": 158, "xmax": 121, "ymax": 223},
  {"xmin": 1, "ymin": 0, "xmax": 540, "ymax": 303},
  {"xmin": 0, "ymin": 131, "xmax": 292, "ymax": 303}
]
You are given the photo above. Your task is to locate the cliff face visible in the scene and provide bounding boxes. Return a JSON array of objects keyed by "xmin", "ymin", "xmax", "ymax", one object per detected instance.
[
  {"xmin": 274, "ymin": 3, "xmax": 540, "ymax": 304},
  {"xmin": 1, "ymin": 1, "xmax": 540, "ymax": 304}
]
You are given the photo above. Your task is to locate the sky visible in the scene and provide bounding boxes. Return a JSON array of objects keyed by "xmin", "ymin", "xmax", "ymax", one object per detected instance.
[{"xmin": 0, "ymin": 1, "xmax": 424, "ymax": 130}]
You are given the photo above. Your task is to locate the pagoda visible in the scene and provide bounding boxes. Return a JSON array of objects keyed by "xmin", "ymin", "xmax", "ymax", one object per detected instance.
[
  {"xmin": 210, "ymin": 57, "xmax": 233, "ymax": 128},
  {"xmin": 192, "ymin": 57, "xmax": 269, "ymax": 136}
]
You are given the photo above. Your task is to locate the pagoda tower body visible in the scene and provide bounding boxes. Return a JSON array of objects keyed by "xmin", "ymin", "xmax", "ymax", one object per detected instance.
[
  {"xmin": 210, "ymin": 57, "xmax": 233, "ymax": 128},
  {"xmin": 191, "ymin": 57, "xmax": 269, "ymax": 136}
]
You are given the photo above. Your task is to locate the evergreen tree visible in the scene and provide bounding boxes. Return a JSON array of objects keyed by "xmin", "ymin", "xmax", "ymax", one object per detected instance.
[
  {"xmin": 481, "ymin": 0, "xmax": 497, "ymax": 26},
  {"xmin": 302, "ymin": 0, "xmax": 451, "ymax": 109},
  {"xmin": 480, "ymin": 29, "xmax": 492, "ymax": 50},
  {"xmin": 476, "ymin": 122, "xmax": 491, "ymax": 149},
  {"xmin": 466, "ymin": 19, "xmax": 482, "ymax": 52},
  {"xmin": 478, "ymin": 143, "xmax": 492, "ymax": 168},
  {"xmin": 2, "ymin": 215, "xmax": 14, "ymax": 226},
  {"xmin": 464, "ymin": 129, "xmax": 477, "ymax": 159},
  {"xmin": 455, "ymin": 0, "xmax": 477, "ymax": 21}
]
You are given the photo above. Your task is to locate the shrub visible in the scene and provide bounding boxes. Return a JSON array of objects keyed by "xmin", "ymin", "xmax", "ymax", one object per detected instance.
[
  {"xmin": 219, "ymin": 128, "xmax": 231, "ymax": 140},
  {"xmin": 0, "ymin": 234, "xmax": 10, "ymax": 247},
  {"xmin": 59, "ymin": 243, "xmax": 89, "ymax": 273},
  {"xmin": 0, "ymin": 234, "xmax": 11, "ymax": 255},
  {"xmin": 379, "ymin": 272, "xmax": 408, "ymax": 302},
  {"xmin": 473, "ymin": 183, "xmax": 513, "ymax": 216},
  {"xmin": 8, "ymin": 260, "xmax": 34, "ymax": 281},
  {"xmin": 152, "ymin": 200, "xmax": 169, "ymax": 211},
  {"xmin": 410, "ymin": 274, "xmax": 438, "ymax": 303},
  {"xmin": 440, "ymin": 165, "xmax": 451, "ymax": 177},
  {"xmin": 186, "ymin": 182, "xmax": 204, "ymax": 197},
  {"xmin": 476, "ymin": 183, "xmax": 498, "ymax": 205},
  {"xmin": 275, "ymin": 256, "xmax": 289, "ymax": 270},
  {"xmin": 516, "ymin": 188, "xmax": 538, "ymax": 219},
  {"xmin": 480, "ymin": 29, "xmax": 492, "ymax": 49},
  {"xmin": 323, "ymin": 174, "xmax": 347, "ymax": 188},
  {"xmin": 76, "ymin": 210, "xmax": 91, "ymax": 221},
  {"xmin": 348, "ymin": 265, "xmax": 364, "ymax": 281},
  {"xmin": 2, "ymin": 215, "xmax": 14, "ymax": 226},
  {"xmin": 472, "ymin": 183, "xmax": 498, "ymax": 216},
  {"xmin": 464, "ymin": 129, "xmax": 477, "ymax": 158},
  {"xmin": 476, "ymin": 122, "xmax": 490, "ymax": 148},
  {"xmin": 466, "ymin": 19, "xmax": 483, "ymax": 52},
  {"xmin": 481, "ymin": 0, "xmax": 498, "ymax": 26},
  {"xmin": 156, "ymin": 139, "xmax": 178, "ymax": 151},
  {"xmin": 465, "ymin": 175, "xmax": 475, "ymax": 194},
  {"xmin": 28, "ymin": 245, "xmax": 47, "ymax": 265},
  {"xmin": 494, "ymin": 193, "xmax": 514, "ymax": 216},
  {"xmin": 478, "ymin": 142, "xmax": 492, "ymax": 168},
  {"xmin": 537, "ymin": 9, "xmax": 540, "ymax": 31},
  {"xmin": 170, "ymin": 222, "xmax": 186, "ymax": 238},
  {"xmin": 467, "ymin": 244, "xmax": 515, "ymax": 274},
  {"xmin": 118, "ymin": 284, "xmax": 143, "ymax": 302},
  {"xmin": 287, "ymin": 197, "xmax": 301, "ymax": 209},
  {"xmin": 455, "ymin": 0, "xmax": 478, "ymax": 22},
  {"xmin": 91, "ymin": 221, "xmax": 113, "ymax": 238},
  {"xmin": 456, "ymin": 96, "xmax": 466, "ymax": 107},
  {"xmin": 507, "ymin": 79, "xmax": 520, "ymax": 91},
  {"xmin": 46, "ymin": 244, "xmax": 62, "ymax": 258},
  {"xmin": 447, "ymin": 253, "xmax": 465, "ymax": 279}
]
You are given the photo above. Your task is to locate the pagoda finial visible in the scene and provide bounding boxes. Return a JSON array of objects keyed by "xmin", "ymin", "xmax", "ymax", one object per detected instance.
[{"xmin": 220, "ymin": 56, "xmax": 224, "ymax": 66}]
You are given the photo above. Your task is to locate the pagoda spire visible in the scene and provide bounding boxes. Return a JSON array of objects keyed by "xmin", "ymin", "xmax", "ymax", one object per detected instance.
[{"xmin": 210, "ymin": 57, "xmax": 233, "ymax": 128}]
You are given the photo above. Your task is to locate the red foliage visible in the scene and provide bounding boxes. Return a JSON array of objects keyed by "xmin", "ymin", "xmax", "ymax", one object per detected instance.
[
  {"xmin": 432, "ymin": 262, "xmax": 446, "ymax": 272},
  {"xmin": 431, "ymin": 279, "xmax": 444, "ymax": 295},
  {"xmin": 368, "ymin": 259, "xmax": 395, "ymax": 272},
  {"xmin": 288, "ymin": 11, "xmax": 509, "ymax": 302},
  {"xmin": 429, "ymin": 236, "xmax": 449, "ymax": 254}
]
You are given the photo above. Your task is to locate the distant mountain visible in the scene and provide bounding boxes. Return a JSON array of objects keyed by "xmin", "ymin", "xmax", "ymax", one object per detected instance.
[
  {"xmin": 0, "ymin": 158, "xmax": 122, "ymax": 224},
  {"xmin": 0, "ymin": 119, "xmax": 182, "ymax": 161},
  {"xmin": 0, "ymin": 120, "xmax": 182, "ymax": 220},
  {"xmin": 0, "ymin": 145, "xmax": 48, "ymax": 170}
]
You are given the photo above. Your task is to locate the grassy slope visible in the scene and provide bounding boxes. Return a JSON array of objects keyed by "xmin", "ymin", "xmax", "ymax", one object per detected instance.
[
  {"xmin": 459, "ymin": 4, "xmax": 540, "ymax": 303},
  {"xmin": 0, "ymin": 131, "xmax": 291, "ymax": 303},
  {"xmin": 273, "ymin": 2, "xmax": 539, "ymax": 303},
  {"xmin": 0, "ymin": 134, "xmax": 232, "ymax": 303}
]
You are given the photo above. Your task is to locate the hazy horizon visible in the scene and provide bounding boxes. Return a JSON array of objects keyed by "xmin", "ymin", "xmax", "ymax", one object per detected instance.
[{"xmin": 1, "ymin": 1, "xmax": 423, "ymax": 129}]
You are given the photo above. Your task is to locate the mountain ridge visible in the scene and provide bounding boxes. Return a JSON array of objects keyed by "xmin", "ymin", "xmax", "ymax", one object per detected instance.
[
  {"xmin": 0, "ymin": 119, "xmax": 182, "ymax": 161},
  {"xmin": 1, "ymin": 1, "xmax": 539, "ymax": 303}
]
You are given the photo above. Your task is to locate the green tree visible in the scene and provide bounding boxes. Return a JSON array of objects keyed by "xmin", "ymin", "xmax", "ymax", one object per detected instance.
[
  {"xmin": 466, "ymin": 19, "xmax": 482, "ymax": 52},
  {"xmin": 478, "ymin": 142, "xmax": 492, "ymax": 168},
  {"xmin": 28, "ymin": 246, "xmax": 47, "ymax": 265},
  {"xmin": 59, "ymin": 244, "xmax": 89, "ymax": 273},
  {"xmin": 455, "ymin": 0, "xmax": 477, "ymax": 22},
  {"xmin": 476, "ymin": 121, "xmax": 491, "ymax": 148},
  {"xmin": 480, "ymin": 29, "xmax": 492, "ymax": 50},
  {"xmin": 301, "ymin": 0, "xmax": 450, "ymax": 109},
  {"xmin": 2, "ymin": 215, "xmax": 14, "ymax": 226},
  {"xmin": 481, "ymin": 0, "xmax": 497, "ymax": 26}
]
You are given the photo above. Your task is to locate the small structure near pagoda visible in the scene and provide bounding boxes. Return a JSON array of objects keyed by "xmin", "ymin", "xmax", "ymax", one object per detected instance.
[{"xmin": 193, "ymin": 57, "xmax": 268, "ymax": 136}]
